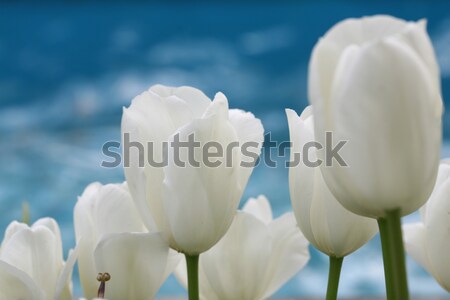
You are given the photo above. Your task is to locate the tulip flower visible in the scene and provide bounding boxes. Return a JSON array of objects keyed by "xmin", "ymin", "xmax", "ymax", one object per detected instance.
[
  {"xmin": 0, "ymin": 218, "xmax": 77, "ymax": 300},
  {"xmin": 403, "ymin": 160, "xmax": 450, "ymax": 292},
  {"xmin": 308, "ymin": 15, "xmax": 443, "ymax": 299},
  {"xmin": 175, "ymin": 195, "xmax": 310, "ymax": 300},
  {"xmin": 122, "ymin": 85, "xmax": 264, "ymax": 299},
  {"xmin": 74, "ymin": 182, "xmax": 180, "ymax": 300},
  {"xmin": 286, "ymin": 107, "xmax": 377, "ymax": 300}
]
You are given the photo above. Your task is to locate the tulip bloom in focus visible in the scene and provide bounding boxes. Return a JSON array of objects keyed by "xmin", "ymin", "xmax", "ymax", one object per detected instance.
[
  {"xmin": 308, "ymin": 15, "xmax": 443, "ymax": 300},
  {"xmin": 309, "ymin": 15, "xmax": 442, "ymax": 218},
  {"xmin": 122, "ymin": 84, "xmax": 264, "ymax": 255}
]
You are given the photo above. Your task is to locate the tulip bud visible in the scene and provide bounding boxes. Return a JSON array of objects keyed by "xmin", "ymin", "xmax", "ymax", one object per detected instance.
[
  {"xmin": 286, "ymin": 107, "xmax": 377, "ymax": 257},
  {"xmin": 308, "ymin": 15, "xmax": 443, "ymax": 218}
]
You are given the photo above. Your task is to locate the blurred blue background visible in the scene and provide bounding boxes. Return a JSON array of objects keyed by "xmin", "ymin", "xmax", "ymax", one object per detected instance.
[{"xmin": 1, "ymin": 1, "xmax": 450, "ymax": 298}]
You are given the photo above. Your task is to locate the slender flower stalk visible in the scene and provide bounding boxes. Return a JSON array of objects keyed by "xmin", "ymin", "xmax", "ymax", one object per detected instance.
[
  {"xmin": 326, "ymin": 256, "xmax": 343, "ymax": 300},
  {"xmin": 185, "ymin": 254, "xmax": 200, "ymax": 300},
  {"xmin": 378, "ymin": 210, "xmax": 409, "ymax": 300},
  {"xmin": 21, "ymin": 201, "xmax": 30, "ymax": 225},
  {"xmin": 378, "ymin": 218, "xmax": 394, "ymax": 299}
]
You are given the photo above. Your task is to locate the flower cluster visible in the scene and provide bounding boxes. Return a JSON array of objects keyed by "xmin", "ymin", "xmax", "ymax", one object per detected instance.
[{"xmin": 0, "ymin": 14, "xmax": 446, "ymax": 300}]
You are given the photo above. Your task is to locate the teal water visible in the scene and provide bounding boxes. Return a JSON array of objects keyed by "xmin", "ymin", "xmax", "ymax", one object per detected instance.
[{"xmin": 0, "ymin": 1, "xmax": 449, "ymax": 297}]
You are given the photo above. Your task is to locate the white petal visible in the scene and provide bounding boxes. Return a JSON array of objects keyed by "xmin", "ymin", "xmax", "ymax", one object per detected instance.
[
  {"xmin": 424, "ymin": 180, "xmax": 450, "ymax": 291},
  {"xmin": 54, "ymin": 246, "xmax": 79, "ymax": 300},
  {"xmin": 149, "ymin": 85, "xmax": 211, "ymax": 118},
  {"xmin": 1, "ymin": 221, "xmax": 28, "ymax": 248},
  {"xmin": 262, "ymin": 213, "xmax": 310, "ymax": 298},
  {"xmin": 94, "ymin": 232, "xmax": 171, "ymax": 300},
  {"xmin": 242, "ymin": 195, "xmax": 273, "ymax": 224},
  {"xmin": 286, "ymin": 108, "xmax": 319, "ymax": 249},
  {"xmin": 322, "ymin": 15, "xmax": 408, "ymax": 48},
  {"xmin": 200, "ymin": 213, "xmax": 272, "ymax": 300},
  {"xmin": 162, "ymin": 98, "xmax": 241, "ymax": 254},
  {"xmin": 228, "ymin": 108, "xmax": 264, "ymax": 191},
  {"xmin": 0, "ymin": 261, "xmax": 45, "ymax": 300},
  {"xmin": 403, "ymin": 223, "xmax": 432, "ymax": 275},
  {"xmin": 0, "ymin": 225, "xmax": 61, "ymax": 299}
]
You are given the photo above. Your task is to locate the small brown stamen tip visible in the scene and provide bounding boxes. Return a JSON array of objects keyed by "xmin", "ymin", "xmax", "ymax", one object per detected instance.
[{"xmin": 97, "ymin": 272, "xmax": 111, "ymax": 298}]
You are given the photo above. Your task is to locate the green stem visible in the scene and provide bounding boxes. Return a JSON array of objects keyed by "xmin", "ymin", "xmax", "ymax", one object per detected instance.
[
  {"xmin": 377, "ymin": 217, "xmax": 394, "ymax": 299},
  {"xmin": 378, "ymin": 209, "xmax": 409, "ymax": 300},
  {"xmin": 185, "ymin": 254, "xmax": 200, "ymax": 300},
  {"xmin": 22, "ymin": 202, "xmax": 30, "ymax": 225},
  {"xmin": 326, "ymin": 256, "xmax": 343, "ymax": 300}
]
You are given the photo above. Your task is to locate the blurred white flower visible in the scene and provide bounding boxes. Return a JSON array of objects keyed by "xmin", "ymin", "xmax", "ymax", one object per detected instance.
[
  {"xmin": 404, "ymin": 160, "xmax": 450, "ymax": 291},
  {"xmin": 286, "ymin": 107, "xmax": 377, "ymax": 257},
  {"xmin": 122, "ymin": 84, "xmax": 264, "ymax": 255},
  {"xmin": 74, "ymin": 182, "xmax": 180, "ymax": 300},
  {"xmin": 175, "ymin": 195, "xmax": 309, "ymax": 300},
  {"xmin": 308, "ymin": 15, "xmax": 442, "ymax": 218},
  {"xmin": 0, "ymin": 218, "xmax": 77, "ymax": 300}
]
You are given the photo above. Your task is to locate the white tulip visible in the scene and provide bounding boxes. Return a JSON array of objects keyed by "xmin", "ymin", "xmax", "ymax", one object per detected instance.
[
  {"xmin": 308, "ymin": 15, "xmax": 442, "ymax": 218},
  {"xmin": 403, "ymin": 160, "xmax": 450, "ymax": 291},
  {"xmin": 74, "ymin": 182, "xmax": 180, "ymax": 300},
  {"xmin": 0, "ymin": 218, "xmax": 77, "ymax": 300},
  {"xmin": 286, "ymin": 107, "xmax": 377, "ymax": 257},
  {"xmin": 122, "ymin": 85, "xmax": 264, "ymax": 255},
  {"xmin": 175, "ymin": 195, "xmax": 310, "ymax": 300}
]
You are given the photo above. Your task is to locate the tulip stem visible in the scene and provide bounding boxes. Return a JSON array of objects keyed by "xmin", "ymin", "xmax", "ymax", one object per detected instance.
[
  {"xmin": 378, "ymin": 209, "xmax": 409, "ymax": 300},
  {"xmin": 185, "ymin": 254, "xmax": 200, "ymax": 300},
  {"xmin": 377, "ymin": 217, "xmax": 394, "ymax": 299},
  {"xmin": 326, "ymin": 256, "xmax": 343, "ymax": 300}
]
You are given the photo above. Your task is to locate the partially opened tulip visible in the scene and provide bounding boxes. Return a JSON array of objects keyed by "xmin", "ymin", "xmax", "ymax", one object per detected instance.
[
  {"xmin": 404, "ymin": 160, "xmax": 450, "ymax": 292},
  {"xmin": 308, "ymin": 15, "xmax": 443, "ymax": 299},
  {"xmin": 74, "ymin": 182, "xmax": 180, "ymax": 300},
  {"xmin": 122, "ymin": 85, "xmax": 264, "ymax": 299},
  {"xmin": 0, "ymin": 218, "xmax": 77, "ymax": 300},
  {"xmin": 286, "ymin": 107, "xmax": 377, "ymax": 300},
  {"xmin": 175, "ymin": 195, "xmax": 310, "ymax": 300}
]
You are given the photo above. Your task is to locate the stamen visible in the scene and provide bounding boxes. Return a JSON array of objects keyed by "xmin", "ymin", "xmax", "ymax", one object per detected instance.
[{"xmin": 97, "ymin": 272, "xmax": 111, "ymax": 298}]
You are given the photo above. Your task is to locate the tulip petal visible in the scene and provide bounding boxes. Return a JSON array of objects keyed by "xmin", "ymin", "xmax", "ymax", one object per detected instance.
[
  {"xmin": 403, "ymin": 223, "xmax": 432, "ymax": 275},
  {"xmin": 286, "ymin": 108, "xmax": 319, "ymax": 249},
  {"xmin": 54, "ymin": 246, "xmax": 79, "ymax": 300},
  {"xmin": 0, "ymin": 261, "xmax": 45, "ymax": 300},
  {"xmin": 94, "ymin": 232, "xmax": 171, "ymax": 300},
  {"xmin": 200, "ymin": 213, "xmax": 272, "ymax": 300},
  {"xmin": 162, "ymin": 97, "xmax": 242, "ymax": 254},
  {"xmin": 424, "ymin": 180, "xmax": 450, "ymax": 291},
  {"xmin": 262, "ymin": 213, "xmax": 310, "ymax": 298},
  {"xmin": 242, "ymin": 195, "xmax": 273, "ymax": 224},
  {"xmin": 150, "ymin": 85, "xmax": 211, "ymax": 118},
  {"xmin": 0, "ymin": 224, "xmax": 61, "ymax": 299},
  {"xmin": 323, "ymin": 15, "xmax": 407, "ymax": 48},
  {"xmin": 228, "ymin": 108, "xmax": 264, "ymax": 190}
]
